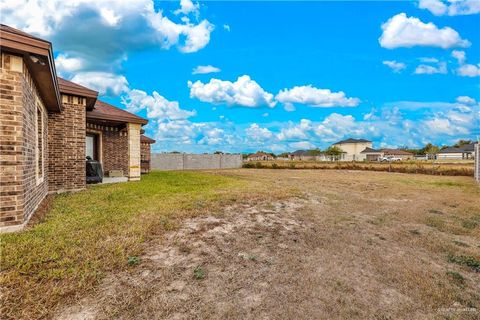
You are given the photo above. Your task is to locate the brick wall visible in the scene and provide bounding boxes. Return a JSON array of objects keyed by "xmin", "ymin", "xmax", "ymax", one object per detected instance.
[
  {"xmin": 0, "ymin": 53, "xmax": 48, "ymax": 230},
  {"xmin": 141, "ymin": 142, "xmax": 151, "ymax": 173},
  {"xmin": 86, "ymin": 122, "xmax": 129, "ymax": 176},
  {"xmin": 47, "ymin": 95, "xmax": 86, "ymax": 193}
]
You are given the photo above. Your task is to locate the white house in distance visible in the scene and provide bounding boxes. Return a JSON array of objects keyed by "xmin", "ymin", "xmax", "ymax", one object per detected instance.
[
  {"xmin": 332, "ymin": 138, "xmax": 372, "ymax": 161},
  {"xmin": 436, "ymin": 142, "xmax": 477, "ymax": 160},
  {"xmin": 361, "ymin": 148, "xmax": 414, "ymax": 161}
]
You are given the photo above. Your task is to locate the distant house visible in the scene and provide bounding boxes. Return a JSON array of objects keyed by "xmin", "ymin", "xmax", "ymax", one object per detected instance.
[
  {"xmin": 333, "ymin": 138, "xmax": 372, "ymax": 161},
  {"xmin": 247, "ymin": 152, "xmax": 275, "ymax": 161},
  {"xmin": 361, "ymin": 148, "xmax": 414, "ymax": 161},
  {"xmin": 436, "ymin": 143, "xmax": 477, "ymax": 160}
]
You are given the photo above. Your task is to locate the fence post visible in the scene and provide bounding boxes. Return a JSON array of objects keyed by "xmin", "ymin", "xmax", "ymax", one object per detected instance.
[{"xmin": 475, "ymin": 144, "xmax": 479, "ymax": 183}]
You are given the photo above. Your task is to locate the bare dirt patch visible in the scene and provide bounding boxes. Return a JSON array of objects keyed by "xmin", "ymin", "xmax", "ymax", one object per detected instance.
[{"xmin": 55, "ymin": 169, "xmax": 480, "ymax": 320}]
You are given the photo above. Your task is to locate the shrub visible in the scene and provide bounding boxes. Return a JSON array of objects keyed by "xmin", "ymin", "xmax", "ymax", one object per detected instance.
[
  {"xmin": 271, "ymin": 163, "xmax": 279, "ymax": 169},
  {"xmin": 242, "ymin": 162, "xmax": 255, "ymax": 168},
  {"xmin": 255, "ymin": 162, "xmax": 263, "ymax": 169}
]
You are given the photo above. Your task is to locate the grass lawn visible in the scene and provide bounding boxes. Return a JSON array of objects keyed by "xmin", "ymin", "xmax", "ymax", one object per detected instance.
[{"xmin": 0, "ymin": 171, "xmax": 291, "ymax": 319}]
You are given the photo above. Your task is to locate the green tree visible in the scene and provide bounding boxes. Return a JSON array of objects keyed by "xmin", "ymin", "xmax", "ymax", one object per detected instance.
[
  {"xmin": 325, "ymin": 146, "xmax": 343, "ymax": 161},
  {"xmin": 307, "ymin": 148, "xmax": 322, "ymax": 156},
  {"xmin": 453, "ymin": 140, "xmax": 472, "ymax": 148}
]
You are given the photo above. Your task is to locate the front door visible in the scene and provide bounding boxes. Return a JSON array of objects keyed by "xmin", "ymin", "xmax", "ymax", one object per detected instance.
[{"xmin": 86, "ymin": 134, "xmax": 98, "ymax": 160}]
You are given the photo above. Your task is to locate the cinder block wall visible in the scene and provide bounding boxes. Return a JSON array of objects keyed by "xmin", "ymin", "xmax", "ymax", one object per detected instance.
[
  {"xmin": 47, "ymin": 95, "xmax": 86, "ymax": 193},
  {"xmin": 0, "ymin": 53, "xmax": 48, "ymax": 230}
]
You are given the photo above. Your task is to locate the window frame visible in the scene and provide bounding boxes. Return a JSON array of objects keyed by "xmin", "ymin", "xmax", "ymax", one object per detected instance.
[{"xmin": 35, "ymin": 101, "xmax": 45, "ymax": 185}]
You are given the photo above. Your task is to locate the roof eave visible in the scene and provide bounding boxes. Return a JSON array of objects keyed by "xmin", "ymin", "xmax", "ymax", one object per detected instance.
[{"xmin": 0, "ymin": 27, "xmax": 62, "ymax": 112}]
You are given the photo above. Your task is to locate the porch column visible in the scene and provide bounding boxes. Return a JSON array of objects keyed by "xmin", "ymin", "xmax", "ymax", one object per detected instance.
[{"xmin": 127, "ymin": 123, "xmax": 141, "ymax": 181}]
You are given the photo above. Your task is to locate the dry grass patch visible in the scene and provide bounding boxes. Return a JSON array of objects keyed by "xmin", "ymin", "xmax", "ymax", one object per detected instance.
[{"xmin": 0, "ymin": 171, "xmax": 295, "ymax": 320}]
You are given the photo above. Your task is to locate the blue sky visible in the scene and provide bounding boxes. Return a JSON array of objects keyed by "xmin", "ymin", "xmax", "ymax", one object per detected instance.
[{"xmin": 2, "ymin": 0, "xmax": 479, "ymax": 153}]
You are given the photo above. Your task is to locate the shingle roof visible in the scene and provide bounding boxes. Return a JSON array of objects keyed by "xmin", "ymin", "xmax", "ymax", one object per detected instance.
[
  {"xmin": 360, "ymin": 147, "xmax": 382, "ymax": 153},
  {"xmin": 381, "ymin": 148, "xmax": 414, "ymax": 156},
  {"xmin": 291, "ymin": 150, "xmax": 308, "ymax": 156},
  {"xmin": 58, "ymin": 77, "xmax": 98, "ymax": 109},
  {"xmin": 334, "ymin": 138, "xmax": 371, "ymax": 145},
  {"xmin": 87, "ymin": 100, "xmax": 148, "ymax": 125},
  {"xmin": 247, "ymin": 152, "xmax": 271, "ymax": 158},
  {"xmin": 437, "ymin": 147, "xmax": 467, "ymax": 154},
  {"xmin": 141, "ymin": 135, "xmax": 155, "ymax": 144}
]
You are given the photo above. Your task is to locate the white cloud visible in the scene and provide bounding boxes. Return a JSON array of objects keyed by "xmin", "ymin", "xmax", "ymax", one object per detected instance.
[
  {"xmin": 192, "ymin": 65, "xmax": 221, "ymax": 74},
  {"xmin": 419, "ymin": 57, "xmax": 439, "ymax": 63},
  {"xmin": 174, "ymin": 0, "xmax": 199, "ymax": 15},
  {"xmin": 223, "ymin": 24, "xmax": 231, "ymax": 32},
  {"xmin": 147, "ymin": 13, "xmax": 214, "ymax": 53},
  {"xmin": 450, "ymin": 50, "xmax": 480, "ymax": 77},
  {"xmin": 1, "ymin": 0, "xmax": 215, "ymax": 80},
  {"xmin": 275, "ymin": 85, "xmax": 360, "ymax": 109},
  {"xmin": 382, "ymin": 60, "xmax": 406, "ymax": 73},
  {"xmin": 379, "ymin": 13, "xmax": 470, "ymax": 49},
  {"xmin": 121, "ymin": 89, "xmax": 196, "ymax": 120},
  {"xmin": 55, "ymin": 54, "xmax": 84, "ymax": 74},
  {"xmin": 414, "ymin": 62, "xmax": 448, "ymax": 74},
  {"xmin": 419, "ymin": 0, "xmax": 480, "ymax": 16},
  {"xmin": 314, "ymin": 113, "xmax": 365, "ymax": 143},
  {"xmin": 188, "ymin": 75, "xmax": 276, "ymax": 108},
  {"xmin": 70, "ymin": 72, "xmax": 129, "ymax": 96},
  {"xmin": 277, "ymin": 119, "xmax": 312, "ymax": 141},
  {"xmin": 451, "ymin": 50, "xmax": 466, "ymax": 64},
  {"xmin": 289, "ymin": 141, "xmax": 316, "ymax": 150},
  {"xmin": 457, "ymin": 64, "xmax": 480, "ymax": 77},
  {"xmin": 246, "ymin": 124, "xmax": 273, "ymax": 141},
  {"xmin": 456, "ymin": 96, "xmax": 477, "ymax": 105}
]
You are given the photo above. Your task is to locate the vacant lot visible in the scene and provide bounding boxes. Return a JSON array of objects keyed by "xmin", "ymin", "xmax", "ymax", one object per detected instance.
[
  {"xmin": 244, "ymin": 160, "xmax": 474, "ymax": 176},
  {"xmin": 1, "ymin": 170, "xmax": 479, "ymax": 319}
]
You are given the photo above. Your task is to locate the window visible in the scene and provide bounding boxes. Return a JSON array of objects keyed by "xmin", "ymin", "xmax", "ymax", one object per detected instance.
[{"xmin": 36, "ymin": 103, "xmax": 44, "ymax": 183}]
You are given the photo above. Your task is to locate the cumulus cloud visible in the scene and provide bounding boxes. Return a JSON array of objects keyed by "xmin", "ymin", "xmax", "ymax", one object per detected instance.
[
  {"xmin": 277, "ymin": 119, "xmax": 312, "ymax": 141},
  {"xmin": 1, "ymin": 0, "xmax": 215, "ymax": 81},
  {"xmin": 414, "ymin": 62, "xmax": 448, "ymax": 74},
  {"xmin": 55, "ymin": 54, "xmax": 84, "ymax": 74},
  {"xmin": 70, "ymin": 72, "xmax": 129, "ymax": 96},
  {"xmin": 419, "ymin": 0, "xmax": 480, "ymax": 16},
  {"xmin": 382, "ymin": 60, "xmax": 406, "ymax": 73},
  {"xmin": 192, "ymin": 65, "xmax": 221, "ymax": 74},
  {"xmin": 174, "ymin": 0, "xmax": 199, "ymax": 16},
  {"xmin": 450, "ymin": 50, "xmax": 480, "ymax": 77},
  {"xmin": 457, "ymin": 64, "xmax": 480, "ymax": 77},
  {"xmin": 379, "ymin": 13, "xmax": 470, "ymax": 49},
  {"xmin": 451, "ymin": 50, "xmax": 466, "ymax": 64},
  {"xmin": 188, "ymin": 75, "xmax": 276, "ymax": 108},
  {"xmin": 275, "ymin": 85, "xmax": 360, "ymax": 110},
  {"xmin": 456, "ymin": 96, "xmax": 477, "ymax": 105},
  {"xmin": 223, "ymin": 24, "xmax": 231, "ymax": 32},
  {"xmin": 122, "ymin": 89, "xmax": 196, "ymax": 120},
  {"xmin": 246, "ymin": 124, "xmax": 273, "ymax": 141}
]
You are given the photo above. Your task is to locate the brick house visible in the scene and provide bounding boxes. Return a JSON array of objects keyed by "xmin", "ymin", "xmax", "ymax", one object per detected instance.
[
  {"xmin": 0, "ymin": 25, "xmax": 155, "ymax": 232},
  {"xmin": 140, "ymin": 134, "xmax": 156, "ymax": 173}
]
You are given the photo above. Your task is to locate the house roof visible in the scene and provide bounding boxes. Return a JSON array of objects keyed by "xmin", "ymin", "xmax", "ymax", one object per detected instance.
[
  {"xmin": 0, "ymin": 24, "xmax": 61, "ymax": 112},
  {"xmin": 334, "ymin": 138, "xmax": 371, "ymax": 145},
  {"xmin": 381, "ymin": 148, "xmax": 414, "ymax": 156},
  {"xmin": 57, "ymin": 77, "xmax": 98, "ymax": 110},
  {"xmin": 141, "ymin": 135, "xmax": 156, "ymax": 144},
  {"xmin": 87, "ymin": 100, "xmax": 148, "ymax": 125},
  {"xmin": 460, "ymin": 142, "xmax": 477, "ymax": 152},
  {"xmin": 437, "ymin": 147, "xmax": 468, "ymax": 154},
  {"xmin": 290, "ymin": 150, "xmax": 308, "ymax": 156},
  {"xmin": 360, "ymin": 147, "xmax": 382, "ymax": 154},
  {"xmin": 248, "ymin": 152, "xmax": 271, "ymax": 158}
]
